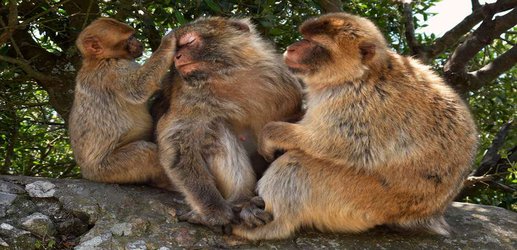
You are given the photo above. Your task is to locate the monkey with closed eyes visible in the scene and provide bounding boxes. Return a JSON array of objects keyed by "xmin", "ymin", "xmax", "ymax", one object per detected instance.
[{"xmin": 153, "ymin": 17, "xmax": 303, "ymax": 228}]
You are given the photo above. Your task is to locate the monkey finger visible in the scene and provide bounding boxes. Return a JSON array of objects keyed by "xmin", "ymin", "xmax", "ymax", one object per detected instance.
[
  {"xmin": 250, "ymin": 196, "xmax": 266, "ymax": 209},
  {"xmin": 232, "ymin": 205, "xmax": 243, "ymax": 213},
  {"xmin": 222, "ymin": 224, "xmax": 233, "ymax": 235}
]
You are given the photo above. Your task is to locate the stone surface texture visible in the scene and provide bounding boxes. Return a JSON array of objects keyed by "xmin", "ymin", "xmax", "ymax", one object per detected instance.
[{"xmin": 0, "ymin": 175, "xmax": 515, "ymax": 249}]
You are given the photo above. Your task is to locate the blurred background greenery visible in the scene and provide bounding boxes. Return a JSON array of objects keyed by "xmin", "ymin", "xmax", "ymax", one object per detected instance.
[{"xmin": 0, "ymin": 0, "xmax": 515, "ymax": 211}]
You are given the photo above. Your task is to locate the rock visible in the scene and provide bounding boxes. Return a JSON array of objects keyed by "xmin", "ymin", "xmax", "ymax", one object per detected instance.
[
  {"xmin": 0, "ymin": 180, "xmax": 25, "ymax": 194},
  {"xmin": 0, "ymin": 192, "xmax": 17, "ymax": 217},
  {"xmin": 1, "ymin": 175, "xmax": 516, "ymax": 249},
  {"xmin": 25, "ymin": 181, "xmax": 55, "ymax": 198},
  {"xmin": 0, "ymin": 223, "xmax": 36, "ymax": 250},
  {"xmin": 125, "ymin": 240, "xmax": 147, "ymax": 250},
  {"xmin": 75, "ymin": 232, "xmax": 113, "ymax": 250},
  {"xmin": 20, "ymin": 212, "xmax": 57, "ymax": 237},
  {"xmin": 0, "ymin": 237, "xmax": 8, "ymax": 247}
]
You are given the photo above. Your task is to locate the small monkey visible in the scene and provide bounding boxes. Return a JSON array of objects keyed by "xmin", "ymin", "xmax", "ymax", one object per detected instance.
[
  {"xmin": 154, "ymin": 17, "xmax": 302, "ymax": 228},
  {"xmin": 233, "ymin": 13, "xmax": 478, "ymax": 240},
  {"xmin": 69, "ymin": 17, "xmax": 176, "ymax": 188}
]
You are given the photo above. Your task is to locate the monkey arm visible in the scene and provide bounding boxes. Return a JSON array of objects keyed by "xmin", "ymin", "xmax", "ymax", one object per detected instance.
[
  {"xmin": 121, "ymin": 32, "xmax": 176, "ymax": 104},
  {"xmin": 259, "ymin": 121, "xmax": 346, "ymax": 164},
  {"xmin": 259, "ymin": 121, "xmax": 307, "ymax": 161}
]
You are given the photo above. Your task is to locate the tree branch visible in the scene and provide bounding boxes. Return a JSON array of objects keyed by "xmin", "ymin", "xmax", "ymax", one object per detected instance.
[
  {"xmin": 0, "ymin": 54, "xmax": 54, "ymax": 82},
  {"xmin": 473, "ymin": 120, "xmax": 513, "ymax": 177},
  {"xmin": 0, "ymin": 0, "xmax": 18, "ymax": 45},
  {"xmin": 402, "ymin": 2, "xmax": 423, "ymax": 57},
  {"xmin": 444, "ymin": 7, "xmax": 517, "ymax": 92},
  {"xmin": 465, "ymin": 45, "xmax": 517, "ymax": 91},
  {"xmin": 426, "ymin": 0, "xmax": 517, "ymax": 60},
  {"xmin": 317, "ymin": 0, "xmax": 343, "ymax": 13},
  {"xmin": 471, "ymin": 0, "xmax": 481, "ymax": 11}
]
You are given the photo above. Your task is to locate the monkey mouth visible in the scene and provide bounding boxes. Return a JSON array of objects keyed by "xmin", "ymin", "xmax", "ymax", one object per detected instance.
[
  {"xmin": 176, "ymin": 62, "xmax": 199, "ymax": 75},
  {"xmin": 284, "ymin": 58, "xmax": 309, "ymax": 74}
]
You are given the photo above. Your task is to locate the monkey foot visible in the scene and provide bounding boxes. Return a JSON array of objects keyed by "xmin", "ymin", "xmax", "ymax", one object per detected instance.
[
  {"xmin": 179, "ymin": 208, "xmax": 236, "ymax": 234},
  {"xmin": 233, "ymin": 196, "xmax": 273, "ymax": 228}
]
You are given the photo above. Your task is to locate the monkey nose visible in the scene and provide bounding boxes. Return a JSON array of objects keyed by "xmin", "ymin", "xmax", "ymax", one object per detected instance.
[{"xmin": 175, "ymin": 53, "xmax": 182, "ymax": 59}]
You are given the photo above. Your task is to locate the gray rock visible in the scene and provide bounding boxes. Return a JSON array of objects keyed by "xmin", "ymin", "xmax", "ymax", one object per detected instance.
[
  {"xmin": 1, "ymin": 175, "xmax": 516, "ymax": 250},
  {"xmin": 0, "ymin": 223, "xmax": 36, "ymax": 250},
  {"xmin": 75, "ymin": 232, "xmax": 112, "ymax": 250},
  {"xmin": 0, "ymin": 192, "xmax": 17, "ymax": 218},
  {"xmin": 20, "ymin": 212, "xmax": 57, "ymax": 237},
  {"xmin": 0, "ymin": 237, "xmax": 8, "ymax": 247},
  {"xmin": 0, "ymin": 180, "xmax": 25, "ymax": 194},
  {"xmin": 111, "ymin": 222, "xmax": 133, "ymax": 236},
  {"xmin": 0, "ymin": 192, "xmax": 16, "ymax": 206},
  {"xmin": 125, "ymin": 240, "xmax": 147, "ymax": 250},
  {"xmin": 25, "ymin": 181, "xmax": 55, "ymax": 198}
]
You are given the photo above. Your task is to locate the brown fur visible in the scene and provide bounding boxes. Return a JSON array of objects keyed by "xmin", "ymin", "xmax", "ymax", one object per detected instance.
[
  {"xmin": 69, "ymin": 18, "xmax": 176, "ymax": 189},
  {"xmin": 154, "ymin": 17, "xmax": 303, "ymax": 227},
  {"xmin": 233, "ymin": 13, "xmax": 478, "ymax": 240}
]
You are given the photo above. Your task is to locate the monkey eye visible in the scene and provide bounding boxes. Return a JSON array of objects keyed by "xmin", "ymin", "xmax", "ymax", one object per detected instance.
[
  {"xmin": 179, "ymin": 33, "xmax": 199, "ymax": 48},
  {"xmin": 186, "ymin": 38, "xmax": 196, "ymax": 46}
]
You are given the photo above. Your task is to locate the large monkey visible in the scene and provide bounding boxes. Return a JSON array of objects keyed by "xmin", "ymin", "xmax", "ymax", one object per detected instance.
[
  {"xmin": 233, "ymin": 13, "xmax": 478, "ymax": 240},
  {"xmin": 154, "ymin": 17, "xmax": 303, "ymax": 228},
  {"xmin": 69, "ymin": 18, "xmax": 175, "ymax": 188}
]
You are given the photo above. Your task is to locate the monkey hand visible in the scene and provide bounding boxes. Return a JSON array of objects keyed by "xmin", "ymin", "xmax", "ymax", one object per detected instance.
[
  {"xmin": 160, "ymin": 30, "xmax": 177, "ymax": 52},
  {"xmin": 259, "ymin": 122, "xmax": 289, "ymax": 162},
  {"xmin": 233, "ymin": 196, "xmax": 273, "ymax": 228}
]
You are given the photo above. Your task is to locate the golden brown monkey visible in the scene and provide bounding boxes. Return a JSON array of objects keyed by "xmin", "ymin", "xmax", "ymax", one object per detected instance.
[
  {"xmin": 154, "ymin": 17, "xmax": 303, "ymax": 228},
  {"xmin": 233, "ymin": 12, "xmax": 478, "ymax": 240},
  {"xmin": 69, "ymin": 17, "xmax": 176, "ymax": 188}
]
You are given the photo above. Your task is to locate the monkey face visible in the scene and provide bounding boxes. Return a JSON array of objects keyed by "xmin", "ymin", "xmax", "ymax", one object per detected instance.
[
  {"xmin": 173, "ymin": 17, "xmax": 254, "ymax": 85},
  {"xmin": 285, "ymin": 13, "xmax": 387, "ymax": 86},
  {"xmin": 284, "ymin": 39, "xmax": 331, "ymax": 75}
]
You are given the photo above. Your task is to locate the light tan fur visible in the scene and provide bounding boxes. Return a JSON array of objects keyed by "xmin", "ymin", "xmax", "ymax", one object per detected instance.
[
  {"xmin": 233, "ymin": 13, "xmax": 478, "ymax": 240},
  {"xmin": 69, "ymin": 18, "xmax": 176, "ymax": 189}
]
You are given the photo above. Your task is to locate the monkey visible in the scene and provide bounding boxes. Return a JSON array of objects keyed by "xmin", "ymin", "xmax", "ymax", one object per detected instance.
[
  {"xmin": 154, "ymin": 17, "xmax": 303, "ymax": 228},
  {"xmin": 232, "ymin": 12, "xmax": 478, "ymax": 240},
  {"xmin": 69, "ymin": 17, "xmax": 176, "ymax": 189}
]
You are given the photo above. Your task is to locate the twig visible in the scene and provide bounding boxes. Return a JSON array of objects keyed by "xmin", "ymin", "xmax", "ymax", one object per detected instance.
[
  {"xmin": 0, "ymin": 54, "xmax": 53, "ymax": 83},
  {"xmin": 473, "ymin": 120, "xmax": 513, "ymax": 176},
  {"xmin": 317, "ymin": 0, "xmax": 343, "ymax": 13},
  {"xmin": 402, "ymin": 2, "xmax": 422, "ymax": 57}
]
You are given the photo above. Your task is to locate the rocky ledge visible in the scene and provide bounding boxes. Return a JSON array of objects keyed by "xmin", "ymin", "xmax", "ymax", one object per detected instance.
[{"xmin": 0, "ymin": 175, "xmax": 515, "ymax": 249}]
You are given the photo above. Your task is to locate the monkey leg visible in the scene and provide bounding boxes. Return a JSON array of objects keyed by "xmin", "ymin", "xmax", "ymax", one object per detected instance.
[
  {"xmin": 81, "ymin": 141, "xmax": 170, "ymax": 187},
  {"xmin": 159, "ymin": 125, "xmax": 236, "ymax": 227},
  {"xmin": 206, "ymin": 125, "xmax": 270, "ymax": 227},
  {"xmin": 209, "ymin": 126, "xmax": 256, "ymax": 204},
  {"xmin": 233, "ymin": 151, "xmax": 386, "ymax": 240}
]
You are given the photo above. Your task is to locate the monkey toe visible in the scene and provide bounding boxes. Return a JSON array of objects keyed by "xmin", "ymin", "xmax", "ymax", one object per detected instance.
[
  {"xmin": 179, "ymin": 210, "xmax": 204, "ymax": 224},
  {"xmin": 239, "ymin": 205, "xmax": 273, "ymax": 228}
]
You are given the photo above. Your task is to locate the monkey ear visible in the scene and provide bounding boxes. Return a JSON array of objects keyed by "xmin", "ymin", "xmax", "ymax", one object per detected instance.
[
  {"xmin": 359, "ymin": 42, "xmax": 376, "ymax": 61},
  {"xmin": 83, "ymin": 36, "xmax": 103, "ymax": 55},
  {"xmin": 229, "ymin": 21, "xmax": 250, "ymax": 33}
]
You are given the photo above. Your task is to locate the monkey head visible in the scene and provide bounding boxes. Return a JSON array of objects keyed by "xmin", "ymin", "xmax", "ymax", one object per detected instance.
[
  {"xmin": 173, "ymin": 17, "xmax": 264, "ymax": 86},
  {"xmin": 284, "ymin": 13, "xmax": 388, "ymax": 88},
  {"xmin": 76, "ymin": 17, "xmax": 144, "ymax": 60}
]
